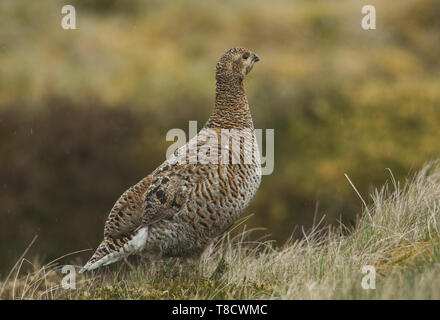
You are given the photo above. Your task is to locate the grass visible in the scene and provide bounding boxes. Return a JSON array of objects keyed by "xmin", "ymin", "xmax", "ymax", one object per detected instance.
[{"xmin": 2, "ymin": 162, "xmax": 440, "ymax": 300}]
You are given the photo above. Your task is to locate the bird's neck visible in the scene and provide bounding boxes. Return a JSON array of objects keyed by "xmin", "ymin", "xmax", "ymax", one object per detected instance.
[{"xmin": 206, "ymin": 75, "xmax": 254, "ymax": 130}]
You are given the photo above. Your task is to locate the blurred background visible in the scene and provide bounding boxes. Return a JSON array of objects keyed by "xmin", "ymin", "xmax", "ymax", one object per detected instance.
[{"xmin": 1, "ymin": 0, "xmax": 439, "ymax": 275}]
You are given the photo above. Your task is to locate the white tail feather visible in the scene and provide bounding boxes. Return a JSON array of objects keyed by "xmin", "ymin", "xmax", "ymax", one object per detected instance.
[{"xmin": 79, "ymin": 227, "xmax": 149, "ymax": 274}]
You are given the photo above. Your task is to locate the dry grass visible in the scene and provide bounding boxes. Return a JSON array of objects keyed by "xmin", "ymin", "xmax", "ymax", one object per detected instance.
[{"xmin": 2, "ymin": 162, "xmax": 440, "ymax": 300}]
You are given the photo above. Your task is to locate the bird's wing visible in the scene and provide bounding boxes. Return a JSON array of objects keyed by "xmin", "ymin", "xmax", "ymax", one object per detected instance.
[
  {"xmin": 103, "ymin": 162, "xmax": 207, "ymax": 239},
  {"xmin": 139, "ymin": 164, "xmax": 195, "ymax": 225},
  {"xmin": 103, "ymin": 175, "xmax": 153, "ymax": 238},
  {"xmin": 103, "ymin": 126, "xmax": 220, "ymax": 239}
]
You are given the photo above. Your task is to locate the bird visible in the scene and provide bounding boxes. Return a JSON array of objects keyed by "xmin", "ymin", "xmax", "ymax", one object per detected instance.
[{"xmin": 79, "ymin": 47, "xmax": 262, "ymax": 273}]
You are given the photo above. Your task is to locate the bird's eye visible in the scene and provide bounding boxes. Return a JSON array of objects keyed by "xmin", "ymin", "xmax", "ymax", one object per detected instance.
[{"xmin": 242, "ymin": 53, "xmax": 250, "ymax": 60}]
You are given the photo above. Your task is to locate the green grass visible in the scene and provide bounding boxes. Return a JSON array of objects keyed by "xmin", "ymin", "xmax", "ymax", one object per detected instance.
[{"xmin": 2, "ymin": 162, "xmax": 440, "ymax": 300}]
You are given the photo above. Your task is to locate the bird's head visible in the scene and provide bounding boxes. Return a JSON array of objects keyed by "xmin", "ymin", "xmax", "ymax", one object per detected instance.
[{"xmin": 216, "ymin": 47, "xmax": 260, "ymax": 83}]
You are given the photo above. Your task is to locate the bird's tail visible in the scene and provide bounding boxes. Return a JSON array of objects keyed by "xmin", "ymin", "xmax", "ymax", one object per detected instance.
[
  {"xmin": 79, "ymin": 227, "xmax": 149, "ymax": 274},
  {"xmin": 79, "ymin": 239, "xmax": 122, "ymax": 274}
]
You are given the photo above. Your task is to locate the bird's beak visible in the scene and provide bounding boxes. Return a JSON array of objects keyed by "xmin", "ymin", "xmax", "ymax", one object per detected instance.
[{"xmin": 252, "ymin": 54, "xmax": 260, "ymax": 63}]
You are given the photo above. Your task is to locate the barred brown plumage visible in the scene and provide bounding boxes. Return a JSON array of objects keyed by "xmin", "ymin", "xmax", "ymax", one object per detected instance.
[{"xmin": 79, "ymin": 47, "xmax": 262, "ymax": 273}]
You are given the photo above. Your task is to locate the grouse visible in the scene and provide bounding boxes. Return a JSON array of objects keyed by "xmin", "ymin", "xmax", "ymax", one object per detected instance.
[{"xmin": 79, "ymin": 47, "xmax": 262, "ymax": 273}]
